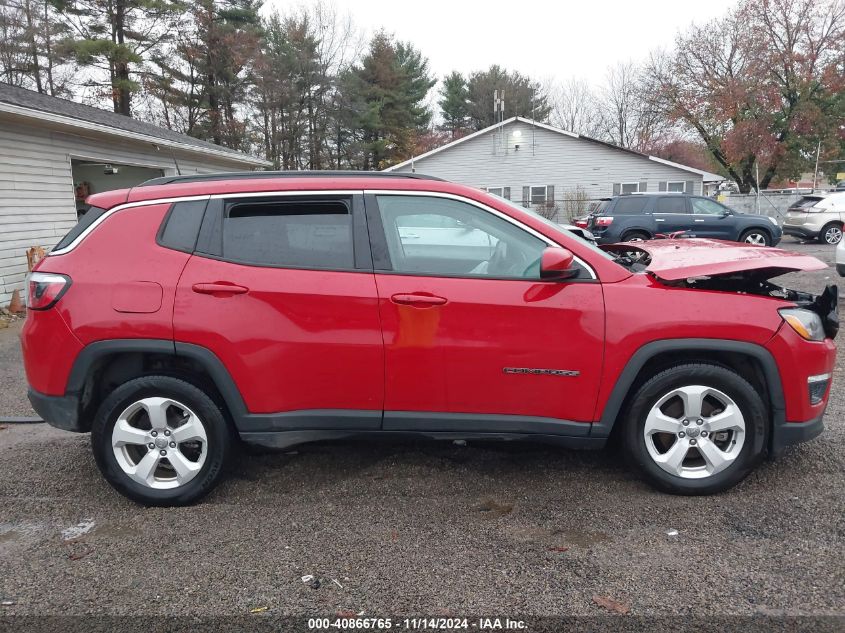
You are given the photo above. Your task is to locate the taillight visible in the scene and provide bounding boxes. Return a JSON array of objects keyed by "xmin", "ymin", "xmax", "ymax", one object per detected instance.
[
  {"xmin": 26, "ymin": 272, "xmax": 71, "ymax": 310},
  {"xmin": 575, "ymin": 219, "xmax": 588, "ymax": 228},
  {"xmin": 595, "ymin": 216, "xmax": 614, "ymax": 227}
]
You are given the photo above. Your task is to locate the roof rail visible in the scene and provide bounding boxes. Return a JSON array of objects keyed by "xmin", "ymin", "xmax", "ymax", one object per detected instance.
[{"xmin": 137, "ymin": 170, "xmax": 445, "ymax": 187}]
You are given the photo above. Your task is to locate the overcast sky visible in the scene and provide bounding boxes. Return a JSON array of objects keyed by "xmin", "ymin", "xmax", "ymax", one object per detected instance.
[{"xmin": 265, "ymin": 0, "xmax": 738, "ymax": 84}]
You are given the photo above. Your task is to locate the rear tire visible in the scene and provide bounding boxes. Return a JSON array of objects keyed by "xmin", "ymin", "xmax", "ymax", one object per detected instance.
[
  {"xmin": 622, "ymin": 363, "xmax": 768, "ymax": 495},
  {"xmin": 91, "ymin": 375, "xmax": 232, "ymax": 506},
  {"xmin": 818, "ymin": 222, "xmax": 843, "ymax": 245},
  {"xmin": 621, "ymin": 230, "xmax": 650, "ymax": 242},
  {"xmin": 739, "ymin": 229, "xmax": 771, "ymax": 246}
]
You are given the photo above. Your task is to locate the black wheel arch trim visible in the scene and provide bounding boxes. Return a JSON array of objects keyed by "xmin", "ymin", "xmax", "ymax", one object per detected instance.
[
  {"xmin": 591, "ymin": 338, "xmax": 786, "ymax": 441},
  {"xmin": 64, "ymin": 339, "xmax": 249, "ymax": 425}
]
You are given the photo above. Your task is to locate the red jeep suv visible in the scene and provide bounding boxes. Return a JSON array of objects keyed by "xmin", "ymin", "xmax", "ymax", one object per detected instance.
[{"xmin": 21, "ymin": 172, "xmax": 838, "ymax": 506}]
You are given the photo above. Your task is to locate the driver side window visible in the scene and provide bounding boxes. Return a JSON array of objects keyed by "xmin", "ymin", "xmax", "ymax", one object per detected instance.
[{"xmin": 375, "ymin": 195, "xmax": 547, "ymax": 279}]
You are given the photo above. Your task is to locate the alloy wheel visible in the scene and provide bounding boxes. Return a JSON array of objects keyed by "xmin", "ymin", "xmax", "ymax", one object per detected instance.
[
  {"xmin": 643, "ymin": 385, "xmax": 746, "ymax": 479},
  {"xmin": 824, "ymin": 226, "xmax": 842, "ymax": 245},
  {"xmin": 743, "ymin": 232, "xmax": 767, "ymax": 246},
  {"xmin": 111, "ymin": 397, "xmax": 208, "ymax": 489}
]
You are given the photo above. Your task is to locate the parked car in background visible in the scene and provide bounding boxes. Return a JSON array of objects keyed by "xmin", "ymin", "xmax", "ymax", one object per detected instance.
[
  {"xmin": 21, "ymin": 172, "xmax": 836, "ymax": 505},
  {"xmin": 783, "ymin": 192, "xmax": 844, "ymax": 245},
  {"xmin": 586, "ymin": 194, "xmax": 782, "ymax": 246}
]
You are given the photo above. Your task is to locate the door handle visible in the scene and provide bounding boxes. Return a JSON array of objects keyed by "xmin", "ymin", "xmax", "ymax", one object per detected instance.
[
  {"xmin": 655, "ymin": 218, "xmax": 665, "ymax": 222},
  {"xmin": 192, "ymin": 282, "xmax": 249, "ymax": 295},
  {"xmin": 694, "ymin": 219, "xmax": 705, "ymax": 223},
  {"xmin": 391, "ymin": 293, "xmax": 447, "ymax": 307}
]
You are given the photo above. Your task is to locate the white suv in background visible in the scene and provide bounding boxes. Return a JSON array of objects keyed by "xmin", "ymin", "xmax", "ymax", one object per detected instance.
[{"xmin": 783, "ymin": 192, "xmax": 845, "ymax": 245}]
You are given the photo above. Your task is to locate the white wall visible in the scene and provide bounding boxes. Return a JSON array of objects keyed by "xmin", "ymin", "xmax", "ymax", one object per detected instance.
[
  {"xmin": 394, "ymin": 121, "xmax": 703, "ymax": 218},
  {"xmin": 0, "ymin": 115, "xmax": 257, "ymax": 306}
]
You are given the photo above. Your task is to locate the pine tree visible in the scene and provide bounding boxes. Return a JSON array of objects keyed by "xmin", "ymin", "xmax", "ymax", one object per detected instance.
[
  {"xmin": 439, "ymin": 71, "xmax": 470, "ymax": 138},
  {"xmin": 466, "ymin": 65, "xmax": 551, "ymax": 129},
  {"xmin": 61, "ymin": 0, "xmax": 181, "ymax": 116}
]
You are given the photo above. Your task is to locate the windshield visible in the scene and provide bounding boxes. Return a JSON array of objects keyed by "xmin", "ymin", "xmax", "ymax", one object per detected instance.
[{"xmin": 495, "ymin": 197, "xmax": 618, "ymax": 262}]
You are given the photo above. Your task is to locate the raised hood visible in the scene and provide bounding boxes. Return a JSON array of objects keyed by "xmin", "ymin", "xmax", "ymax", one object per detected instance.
[{"xmin": 601, "ymin": 238, "xmax": 828, "ymax": 282}]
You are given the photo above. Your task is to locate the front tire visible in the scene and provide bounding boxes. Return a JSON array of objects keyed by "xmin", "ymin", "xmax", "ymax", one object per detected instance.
[
  {"xmin": 739, "ymin": 229, "xmax": 771, "ymax": 246},
  {"xmin": 622, "ymin": 363, "xmax": 767, "ymax": 495},
  {"xmin": 91, "ymin": 376, "xmax": 232, "ymax": 506}
]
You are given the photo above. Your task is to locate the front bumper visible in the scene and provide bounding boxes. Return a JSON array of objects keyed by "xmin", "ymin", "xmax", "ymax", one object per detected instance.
[
  {"xmin": 27, "ymin": 388, "xmax": 84, "ymax": 432},
  {"xmin": 770, "ymin": 413, "xmax": 825, "ymax": 458}
]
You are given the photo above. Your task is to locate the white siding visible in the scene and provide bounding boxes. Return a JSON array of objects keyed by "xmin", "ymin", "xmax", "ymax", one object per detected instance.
[
  {"xmin": 0, "ymin": 115, "xmax": 257, "ymax": 306},
  {"xmin": 394, "ymin": 121, "xmax": 703, "ymax": 216}
]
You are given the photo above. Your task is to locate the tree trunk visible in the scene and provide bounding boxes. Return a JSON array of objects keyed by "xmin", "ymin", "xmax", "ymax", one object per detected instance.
[{"xmin": 113, "ymin": 0, "xmax": 131, "ymax": 116}]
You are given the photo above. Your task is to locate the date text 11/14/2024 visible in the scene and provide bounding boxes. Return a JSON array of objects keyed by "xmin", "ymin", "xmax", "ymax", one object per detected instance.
[{"xmin": 307, "ymin": 617, "xmax": 527, "ymax": 630}]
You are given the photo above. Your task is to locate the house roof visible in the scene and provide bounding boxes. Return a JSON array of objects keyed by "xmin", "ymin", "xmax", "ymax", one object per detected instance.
[
  {"xmin": 0, "ymin": 82, "xmax": 270, "ymax": 166},
  {"xmin": 385, "ymin": 116, "xmax": 724, "ymax": 182}
]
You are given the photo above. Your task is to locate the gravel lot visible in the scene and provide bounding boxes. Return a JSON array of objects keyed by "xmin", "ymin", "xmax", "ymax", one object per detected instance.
[{"xmin": 1, "ymin": 239, "xmax": 843, "ymax": 623}]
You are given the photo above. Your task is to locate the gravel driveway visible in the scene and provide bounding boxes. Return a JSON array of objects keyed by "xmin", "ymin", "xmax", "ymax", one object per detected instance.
[{"xmin": 1, "ymin": 239, "xmax": 843, "ymax": 625}]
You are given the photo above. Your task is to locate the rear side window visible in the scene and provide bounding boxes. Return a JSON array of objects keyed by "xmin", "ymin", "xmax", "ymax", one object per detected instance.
[
  {"xmin": 790, "ymin": 197, "xmax": 823, "ymax": 210},
  {"xmin": 158, "ymin": 200, "xmax": 207, "ymax": 253},
  {"xmin": 53, "ymin": 206, "xmax": 107, "ymax": 251},
  {"xmin": 613, "ymin": 197, "xmax": 649, "ymax": 215},
  {"xmin": 654, "ymin": 197, "xmax": 688, "ymax": 214},
  {"xmin": 222, "ymin": 199, "xmax": 354, "ymax": 269},
  {"xmin": 592, "ymin": 200, "xmax": 610, "ymax": 215}
]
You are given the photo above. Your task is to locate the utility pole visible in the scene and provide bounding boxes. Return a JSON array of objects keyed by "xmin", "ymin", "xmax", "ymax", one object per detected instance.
[{"xmin": 812, "ymin": 140, "xmax": 821, "ymax": 192}]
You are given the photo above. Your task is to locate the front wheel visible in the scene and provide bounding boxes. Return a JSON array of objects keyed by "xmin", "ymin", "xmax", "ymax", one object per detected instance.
[
  {"xmin": 622, "ymin": 363, "xmax": 767, "ymax": 495},
  {"xmin": 739, "ymin": 229, "xmax": 771, "ymax": 246},
  {"xmin": 91, "ymin": 376, "xmax": 232, "ymax": 506}
]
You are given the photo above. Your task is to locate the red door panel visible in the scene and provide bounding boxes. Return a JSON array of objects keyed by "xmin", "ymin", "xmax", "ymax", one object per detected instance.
[
  {"xmin": 375, "ymin": 274, "xmax": 605, "ymax": 422},
  {"xmin": 174, "ymin": 257, "xmax": 384, "ymax": 414}
]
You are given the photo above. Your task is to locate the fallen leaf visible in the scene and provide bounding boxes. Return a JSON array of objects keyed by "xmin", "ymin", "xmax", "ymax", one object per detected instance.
[
  {"xmin": 390, "ymin": 530, "xmax": 399, "ymax": 541},
  {"xmin": 0, "ymin": 425, "xmax": 8, "ymax": 431},
  {"xmin": 250, "ymin": 607, "xmax": 269, "ymax": 614},
  {"xmin": 548, "ymin": 546, "xmax": 570, "ymax": 552},
  {"xmin": 592, "ymin": 595, "xmax": 630, "ymax": 615},
  {"xmin": 336, "ymin": 610, "xmax": 357, "ymax": 618}
]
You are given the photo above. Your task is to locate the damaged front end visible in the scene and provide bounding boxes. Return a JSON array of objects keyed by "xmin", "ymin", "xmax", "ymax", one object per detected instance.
[
  {"xmin": 602, "ymin": 238, "xmax": 839, "ymax": 339},
  {"xmin": 671, "ymin": 274, "xmax": 839, "ymax": 340}
]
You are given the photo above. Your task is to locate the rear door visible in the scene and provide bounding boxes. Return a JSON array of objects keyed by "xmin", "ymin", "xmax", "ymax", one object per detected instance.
[
  {"xmin": 173, "ymin": 192, "xmax": 384, "ymax": 429},
  {"xmin": 652, "ymin": 195, "xmax": 692, "ymax": 235}
]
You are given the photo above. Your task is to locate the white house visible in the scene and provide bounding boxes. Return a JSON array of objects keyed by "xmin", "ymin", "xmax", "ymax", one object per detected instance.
[
  {"xmin": 386, "ymin": 116, "xmax": 723, "ymax": 218},
  {"xmin": 0, "ymin": 82, "xmax": 270, "ymax": 307}
]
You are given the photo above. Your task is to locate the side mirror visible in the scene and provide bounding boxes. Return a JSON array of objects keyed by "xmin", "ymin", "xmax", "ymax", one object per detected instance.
[{"xmin": 540, "ymin": 247, "xmax": 579, "ymax": 280}]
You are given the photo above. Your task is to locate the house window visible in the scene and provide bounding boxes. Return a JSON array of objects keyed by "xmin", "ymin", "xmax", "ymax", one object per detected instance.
[
  {"xmin": 667, "ymin": 181, "xmax": 686, "ymax": 193},
  {"xmin": 530, "ymin": 186, "xmax": 548, "ymax": 204},
  {"xmin": 485, "ymin": 186, "xmax": 510, "ymax": 200},
  {"xmin": 620, "ymin": 182, "xmax": 640, "ymax": 194}
]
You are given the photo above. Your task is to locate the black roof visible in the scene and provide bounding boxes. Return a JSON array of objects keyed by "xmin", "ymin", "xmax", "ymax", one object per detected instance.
[
  {"xmin": 137, "ymin": 170, "xmax": 444, "ymax": 187},
  {"xmin": 0, "ymin": 82, "xmax": 260, "ymax": 163}
]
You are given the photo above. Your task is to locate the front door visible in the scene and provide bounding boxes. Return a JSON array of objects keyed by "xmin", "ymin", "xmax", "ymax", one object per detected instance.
[
  {"xmin": 689, "ymin": 197, "xmax": 734, "ymax": 239},
  {"xmin": 173, "ymin": 193, "xmax": 384, "ymax": 430},
  {"xmin": 365, "ymin": 192, "xmax": 605, "ymax": 435}
]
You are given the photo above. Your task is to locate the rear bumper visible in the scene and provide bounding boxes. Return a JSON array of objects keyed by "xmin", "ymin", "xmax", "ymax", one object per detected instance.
[
  {"xmin": 783, "ymin": 226, "xmax": 819, "ymax": 239},
  {"xmin": 27, "ymin": 388, "xmax": 84, "ymax": 432},
  {"xmin": 770, "ymin": 414, "xmax": 825, "ymax": 458}
]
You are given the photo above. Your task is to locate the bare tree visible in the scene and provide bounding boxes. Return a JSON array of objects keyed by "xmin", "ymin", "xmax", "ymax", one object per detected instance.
[
  {"xmin": 596, "ymin": 61, "xmax": 668, "ymax": 152},
  {"xmin": 549, "ymin": 77, "xmax": 601, "ymax": 136}
]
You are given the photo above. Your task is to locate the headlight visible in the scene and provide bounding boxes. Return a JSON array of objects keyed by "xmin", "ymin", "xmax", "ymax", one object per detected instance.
[
  {"xmin": 780, "ymin": 308, "xmax": 825, "ymax": 341},
  {"xmin": 768, "ymin": 216, "xmax": 778, "ymax": 226}
]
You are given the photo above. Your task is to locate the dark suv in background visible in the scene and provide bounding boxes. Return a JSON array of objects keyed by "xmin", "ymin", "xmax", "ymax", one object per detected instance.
[{"xmin": 587, "ymin": 194, "xmax": 782, "ymax": 246}]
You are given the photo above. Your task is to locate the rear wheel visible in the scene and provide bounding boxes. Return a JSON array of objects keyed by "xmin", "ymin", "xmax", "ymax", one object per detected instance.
[
  {"xmin": 739, "ymin": 229, "xmax": 771, "ymax": 246},
  {"xmin": 91, "ymin": 376, "xmax": 232, "ymax": 506},
  {"xmin": 621, "ymin": 230, "xmax": 650, "ymax": 242},
  {"xmin": 622, "ymin": 363, "xmax": 767, "ymax": 495},
  {"xmin": 818, "ymin": 222, "xmax": 843, "ymax": 245}
]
